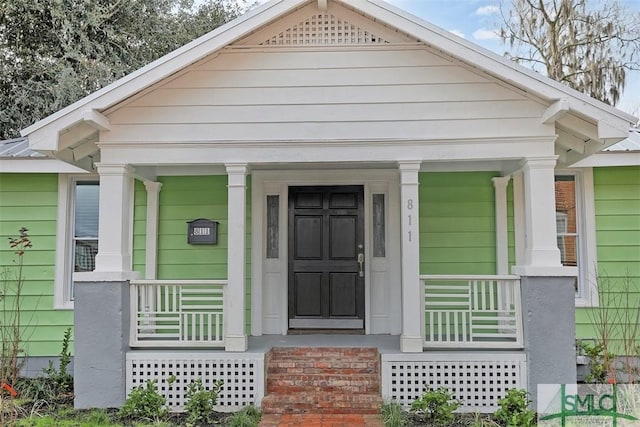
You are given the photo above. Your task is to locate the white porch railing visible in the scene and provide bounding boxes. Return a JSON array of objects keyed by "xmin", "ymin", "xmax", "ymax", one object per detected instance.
[
  {"xmin": 421, "ymin": 275, "xmax": 523, "ymax": 349},
  {"xmin": 130, "ymin": 280, "xmax": 226, "ymax": 348}
]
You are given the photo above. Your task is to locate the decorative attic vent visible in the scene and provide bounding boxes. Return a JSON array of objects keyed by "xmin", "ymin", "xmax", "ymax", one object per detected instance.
[{"xmin": 261, "ymin": 13, "xmax": 389, "ymax": 45}]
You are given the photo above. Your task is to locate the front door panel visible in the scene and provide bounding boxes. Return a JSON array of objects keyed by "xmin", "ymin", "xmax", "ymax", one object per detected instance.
[{"xmin": 288, "ymin": 186, "xmax": 364, "ymax": 329}]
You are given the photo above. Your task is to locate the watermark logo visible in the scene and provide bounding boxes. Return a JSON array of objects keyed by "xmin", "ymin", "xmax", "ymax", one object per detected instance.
[{"xmin": 538, "ymin": 384, "xmax": 640, "ymax": 426}]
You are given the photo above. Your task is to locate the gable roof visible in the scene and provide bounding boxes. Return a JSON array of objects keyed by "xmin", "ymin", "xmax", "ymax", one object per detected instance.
[
  {"xmin": 0, "ymin": 137, "xmax": 87, "ymax": 173},
  {"xmin": 0, "ymin": 137, "xmax": 44, "ymax": 158},
  {"xmin": 21, "ymin": 0, "xmax": 637, "ymax": 153},
  {"xmin": 605, "ymin": 128, "xmax": 640, "ymax": 152}
]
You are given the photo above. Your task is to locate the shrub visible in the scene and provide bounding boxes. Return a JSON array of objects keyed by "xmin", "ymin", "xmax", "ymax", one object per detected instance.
[
  {"xmin": 118, "ymin": 379, "xmax": 168, "ymax": 421},
  {"xmin": 494, "ymin": 388, "xmax": 536, "ymax": 427},
  {"xmin": 43, "ymin": 328, "xmax": 73, "ymax": 396},
  {"xmin": 184, "ymin": 378, "xmax": 222, "ymax": 426},
  {"xmin": 409, "ymin": 387, "xmax": 460, "ymax": 425}
]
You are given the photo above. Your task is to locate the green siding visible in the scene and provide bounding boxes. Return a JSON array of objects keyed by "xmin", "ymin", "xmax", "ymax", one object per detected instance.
[
  {"xmin": 0, "ymin": 173, "xmax": 74, "ymax": 357},
  {"xmin": 576, "ymin": 166, "xmax": 640, "ymax": 352},
  {"xmin": 419, "ymin": 172, "xmax": 498, "ymax": 275},
  {"xmin": 143, "ymin": 175, "xmax": 252, "ymax": 333}
]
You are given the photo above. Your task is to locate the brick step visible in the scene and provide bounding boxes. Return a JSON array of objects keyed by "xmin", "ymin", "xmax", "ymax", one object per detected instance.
[
  {"xmin": 261, "ymin": 391, "xmax": 383, "ymax": 415},
  {"xmin": 267, "ymin": 359, "xmax": 378, "ymax": 375},
  {"xmin": 268, "ymin": 347, "xmax": 379, "ymax": 360},
  {"xmin": 267, "ymin": 373, "xmax": 380, "ymax": 394}
]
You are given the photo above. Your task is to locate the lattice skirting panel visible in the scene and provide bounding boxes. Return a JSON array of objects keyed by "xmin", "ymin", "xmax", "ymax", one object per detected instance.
[
  {"xmin": 126, "ymin": 352, "xmax": 265, "ymax": 412},
  {"xmin": 381, "ymin": 352, "xmax": 527, "ymax": 412}
]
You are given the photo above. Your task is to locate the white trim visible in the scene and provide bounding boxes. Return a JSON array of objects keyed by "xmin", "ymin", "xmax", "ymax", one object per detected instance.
[
  {"xmin": 54, "ymin": 174, "xmax": 99, "ymax": 309},
  {"xmin": 511, "ymin": 166, "xmax": 599, "ymax": 305},
  {"xmin": 251, "ymin": 168, "xmax": 401, "ymax": 336},
  {"xmin": 398, "ymin": 161, "xmax": 422, "ymax": 352},
  {"xmin": 225, "ymin": 163, "xmax": 248, "ymax": 352},
  {"xmin": 541, "ymin": 99, "xmax": 570, "ymax": 124},
  {"xmin": 143, "ymin": 181, "xmax": 162, "ymax": 279},
  {"xmin": 99, "ymin": 137, "xmax": 558, "ymax": 166},
  {"xmin": 492, "ymin": 176, "xmax": 510, "ymax": 275},
  {"xmin": 512, "ymin": 171, "xmax": 525, "ymax": 267},
  {"xmin": 557, "ymin": 168, "xmax": 599, "ymax": 307},
  {"xmin": 512, "ymin": 156, "xmax": 563, "ymax": 271},
  {"xmin": 0, "ymin": 159, "xmax": 88, "ymax": 173},
  {"xmin": 93, "ymin": 164, "xmax": 135, "ymax": 273},
  {"xmin": 571, "ymin": 152, "xmax": 640, "ymax": 168}
]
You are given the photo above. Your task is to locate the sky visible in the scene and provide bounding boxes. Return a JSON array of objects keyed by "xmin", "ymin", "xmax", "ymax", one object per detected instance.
[
  {"xmin": 366, "ymin": 0, "xmax": 640, "ymax": 117},
  {"xmin": 251, "ymin": 0, "xmax": 640, "ymax": 117}
]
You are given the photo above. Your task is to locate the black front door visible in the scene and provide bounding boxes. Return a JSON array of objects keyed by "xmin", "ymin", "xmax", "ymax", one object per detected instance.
[{"xmin": 288, "ymin": 186, "xmax": 365, "ymax": 329}]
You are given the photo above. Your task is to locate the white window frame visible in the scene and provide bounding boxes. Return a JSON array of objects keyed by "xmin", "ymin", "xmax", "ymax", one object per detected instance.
[
  {"xmin": 54, "ymin": 174, "xmax": 99, "ymax": 309},
  {"xmin": 555, "ymin": 168, "xmax": 599, "ymax": 307},
  {"xmin": 555, "ymin": 211, "xmax": 569, "ymax": 264}
]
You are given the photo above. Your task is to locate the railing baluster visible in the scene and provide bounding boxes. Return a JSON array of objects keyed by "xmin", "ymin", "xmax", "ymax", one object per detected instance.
[
  {"xmin": 129, "ymin": 280, "xmax": 228, "ymax": 348},
  {"xmin": 422, "ymin": 275, "xmax": 523, "ymax": 349}
]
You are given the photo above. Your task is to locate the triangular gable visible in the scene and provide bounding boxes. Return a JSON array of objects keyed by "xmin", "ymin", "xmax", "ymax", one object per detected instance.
[
  {"xmin": 234, "ymin": 1, "xmax": 417, "ymax": 45},
  {"xmin": 21, "ymin": 0, "xmax": 636, "ymax": 153}
]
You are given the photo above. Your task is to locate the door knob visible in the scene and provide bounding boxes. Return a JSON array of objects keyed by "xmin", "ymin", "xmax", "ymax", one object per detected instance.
[{"xmin": 357, "ymin": 250, "xmax": 364, "ymax": 277}]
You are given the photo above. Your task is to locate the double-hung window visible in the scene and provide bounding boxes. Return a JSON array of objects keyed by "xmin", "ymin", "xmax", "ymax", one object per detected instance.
[
  {"xmin": 73, "ymin": 182, "xmax": 99, "ymax": 272},
  {"xmin": 54, "ymin": 175, "xmax": 100, "ymax": 309},
  {"xmin": 554, "ymin": 170, "xmax": 598, "ymax": 306}
]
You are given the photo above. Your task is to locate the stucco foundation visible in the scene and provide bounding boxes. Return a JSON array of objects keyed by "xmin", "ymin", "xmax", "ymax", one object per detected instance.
[
  {"xmin": 73, "ymin": 281, "xmax": 130, "ymax": 409},
  {"xmin": 520, "ymin": 276, "xmax": 576, "ymax": 407}
]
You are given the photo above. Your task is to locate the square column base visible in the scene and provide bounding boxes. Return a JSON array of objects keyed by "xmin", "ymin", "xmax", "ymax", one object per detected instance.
[
  {"xmin": 400, "ymin": 335, "xmax": 423, "ymax": 353},
  {"xmin": 225, "ymin": 335, "xmax": 248, "ymax": 352}
]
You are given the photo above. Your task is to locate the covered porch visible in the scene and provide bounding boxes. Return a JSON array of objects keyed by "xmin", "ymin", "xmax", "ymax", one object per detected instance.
[{"xmin": 75, "ymin": 155, "xmax": 573, "ymax": 412}]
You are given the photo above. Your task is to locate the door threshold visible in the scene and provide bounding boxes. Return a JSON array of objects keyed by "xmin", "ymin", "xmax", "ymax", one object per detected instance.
[{"xmin": 287, "ymin": 329, "xmax": 365, "ymax": 335}]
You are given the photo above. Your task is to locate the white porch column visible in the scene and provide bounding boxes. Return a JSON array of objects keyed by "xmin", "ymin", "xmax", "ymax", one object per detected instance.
[
  {"xmin": 512, "ymin": 171, "xmax": 526, "ymax": 266},
  {"xmin": 513, "ymin": 157, "xmax": 564, "ymax": 275},
  {"xmin": 398, "ymin": 161, "xmax": 422, "ymax": 352},
  {"xmin": 226, "ymin": 163, "xmax": 248, "ymax": 351},
  {"xmin": 144, "ymin": 181, "xmax": 162, "ymax": 279},
  {"xmin": 94, "ymin": 164, "xmax": 134, "ymax": 274},
  {"xmin": 492, "ymin": 176, "xmax": 510, "ymax": 275}
]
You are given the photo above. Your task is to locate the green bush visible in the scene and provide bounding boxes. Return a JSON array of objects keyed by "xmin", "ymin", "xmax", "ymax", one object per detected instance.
[
  {"xmin": 494, "ymin": 389, "xmax": 536, "ymax": 427},
  {"xmin": 410, "ymin": 387, "xmax": 460, "ymax": 425},
  {"xmin": 118, "ymin": 379, "xmax": 168, "ymax": 422},
  {"xmin": 184, "ymin": 378, "xmax": 223, "ymax": 426}
]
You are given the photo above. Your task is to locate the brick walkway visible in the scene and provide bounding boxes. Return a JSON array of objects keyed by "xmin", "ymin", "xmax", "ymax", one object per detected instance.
[{"xmin": 259, "ymin": 413, "xmax": 384, "ymax": 426}]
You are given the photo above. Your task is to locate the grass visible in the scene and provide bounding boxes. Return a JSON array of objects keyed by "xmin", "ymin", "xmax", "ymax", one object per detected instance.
[{"xmin": 9, "ymin": 404, "xmax": 262, "ymax": 427}]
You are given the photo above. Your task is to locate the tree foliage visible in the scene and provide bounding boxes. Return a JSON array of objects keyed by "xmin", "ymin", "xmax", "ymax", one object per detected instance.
[
  {"xmin": 499, "ymin": 0, "xmax": 640, "ymax": 106},
  {"xmin": 0, "ymin": 0, "xmax": 245, "ymax": 139}
]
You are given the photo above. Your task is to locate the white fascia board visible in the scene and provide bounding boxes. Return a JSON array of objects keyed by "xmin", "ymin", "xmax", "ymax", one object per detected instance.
[
  {"xmin": 0, "ymin": 158, "xmax": 89, "ymax": 173},
  {"xmin": 571, "ymin": 152, "xmax": 640, "ymax": 167},
  {"xmin": 20, "ymin": 0, "xmax": 301, "ymax": 139},
  {"xmin": 361, "ymin": 0, "xmax": 636, "ymax": 128}
]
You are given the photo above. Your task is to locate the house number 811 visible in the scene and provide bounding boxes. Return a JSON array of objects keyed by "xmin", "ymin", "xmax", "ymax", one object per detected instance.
[{"xmin": 407, "ymin": 198, "xmax": 414, "ymax": 242}]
